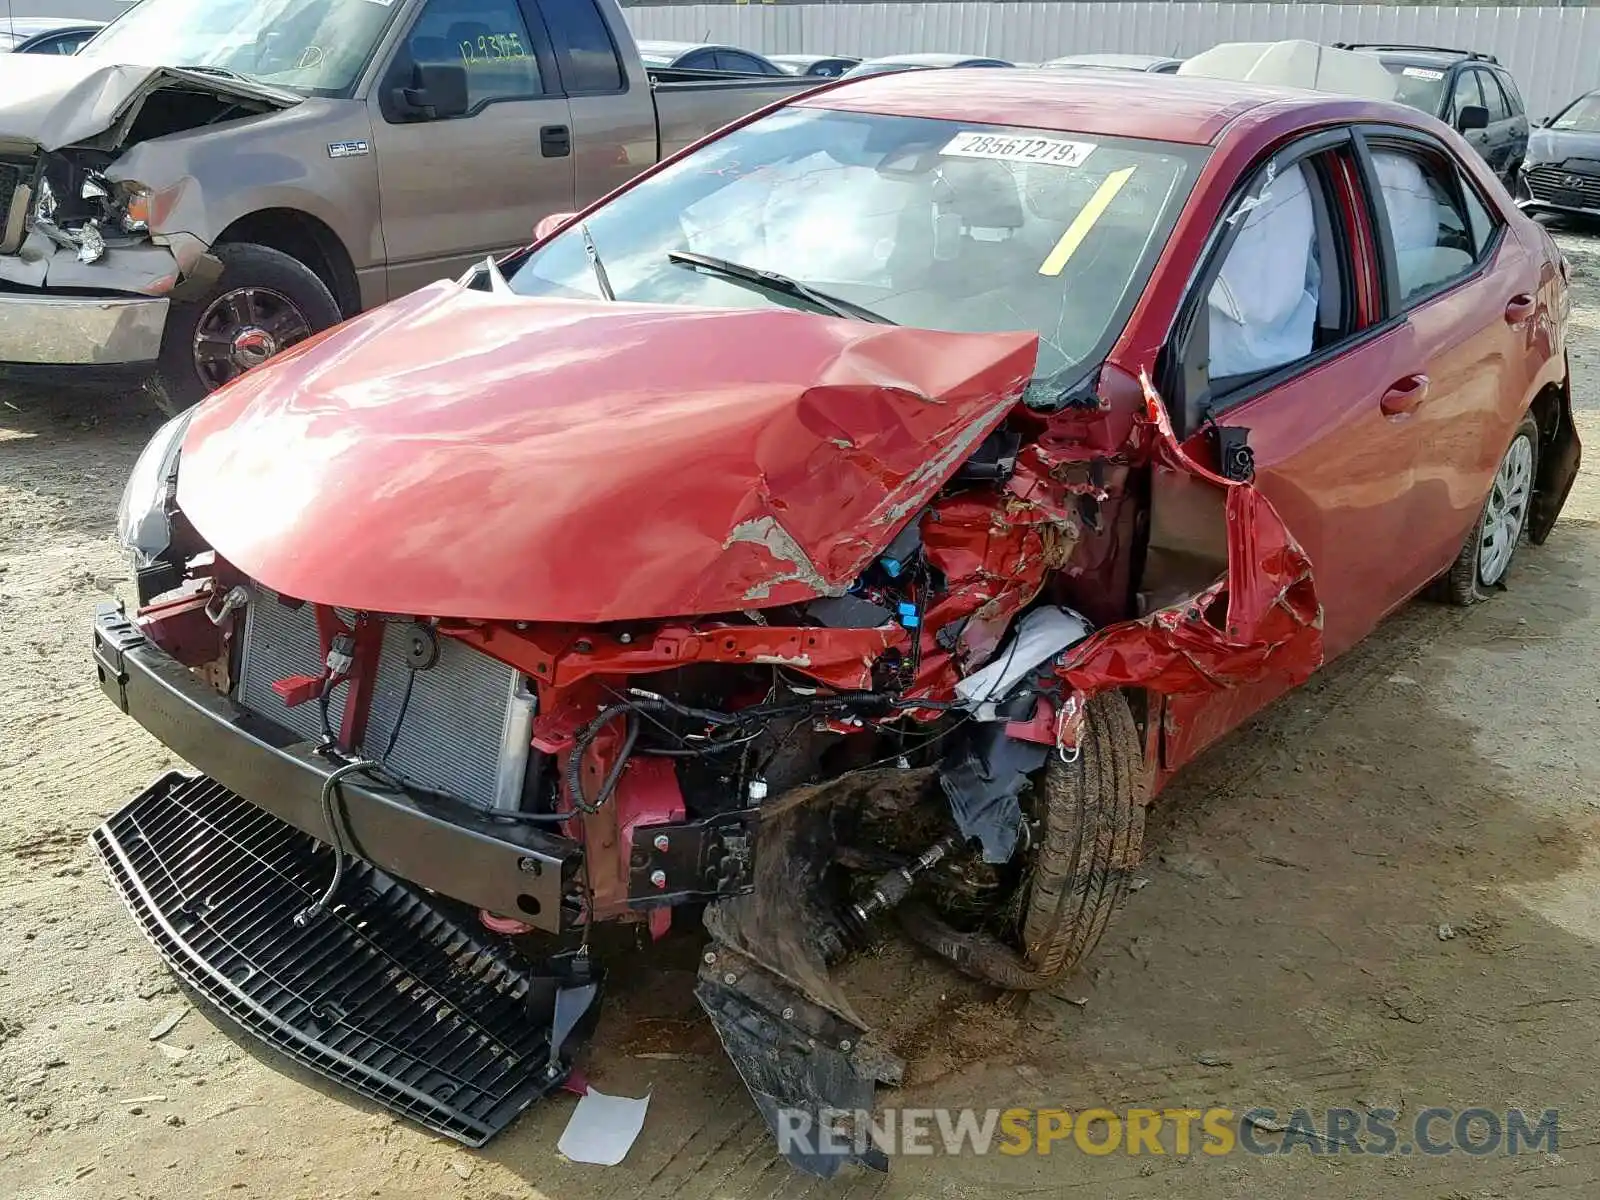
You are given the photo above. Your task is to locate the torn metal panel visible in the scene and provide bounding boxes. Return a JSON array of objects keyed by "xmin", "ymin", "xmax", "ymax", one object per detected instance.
[
  {"xmin": 1055, "ymin": 375, "xmax": 1323, "ymax": 721},
  {"xmin": 179, "ymin": 286, "xmax": 1039, "ymax": 624},
  {"xmin": 0, "ymin": 58, "xmax": 298, "ymax": 155}
]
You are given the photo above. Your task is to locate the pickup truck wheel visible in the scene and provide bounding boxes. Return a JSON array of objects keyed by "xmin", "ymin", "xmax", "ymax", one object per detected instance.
[
  {"xmin": 1436, "ymin": 413, "xmax": 1539, "ymax": 606},
  {"xmin": 152, "ymin": 242, "xmax": 341, "ymax": 414},
  {"xmin": 898, "ymin": 692, "xmax": 1147, "ymax": 989}
]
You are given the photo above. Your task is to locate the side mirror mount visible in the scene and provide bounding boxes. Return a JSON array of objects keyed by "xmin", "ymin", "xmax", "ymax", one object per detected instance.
[
  {"xmin": 391, "ymin": 62, "xmax": 470, "ymax": 122},
  {"xmin": 1456, "ymin": 104, "xmax": 1490, "ymax": 134},
  {"xmin": 534, "ymin": 211, "xmax": 578, "ymax": 241}
]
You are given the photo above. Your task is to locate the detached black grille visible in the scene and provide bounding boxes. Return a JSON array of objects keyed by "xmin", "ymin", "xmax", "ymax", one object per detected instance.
[
  {"xmin": 92, "ymin": 773, "xmax": 583, "ymax": 1145},
  {"xmin": 1527, "ymin": 165, "xmax": 1600, "ymax": 209}
]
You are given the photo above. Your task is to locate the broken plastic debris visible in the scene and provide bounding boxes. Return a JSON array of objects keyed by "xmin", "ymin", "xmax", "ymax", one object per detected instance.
[
  {"xmin": 557, "ymin": 1088, "xmax": 650, "ymax": 1165},
  {"xmin": 955, "ymin": 606, "xmax": 1092, "ymax": 720},
  {"xmin": 76, "ymin": 222, "xmax": 107, "ymax": 265}
]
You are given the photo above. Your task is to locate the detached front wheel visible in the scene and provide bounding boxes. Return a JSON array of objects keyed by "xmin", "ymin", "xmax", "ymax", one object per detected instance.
[
  {"xmin": 152, "ymin": 242, "xmax": 342, "ymax": 414},
  {"xmin": 901, "ymin": 691, "xmax": 1148, "ymax": 989}
]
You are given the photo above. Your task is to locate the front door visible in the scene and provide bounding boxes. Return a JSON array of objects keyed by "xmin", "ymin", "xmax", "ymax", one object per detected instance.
[
  {"xmin": 1157, "ymin": 134, "xmax": 1429, "ymax": 770},
  {"xmin": 368, "ymin": 0, "xmax": 574, "ymax": 299}
]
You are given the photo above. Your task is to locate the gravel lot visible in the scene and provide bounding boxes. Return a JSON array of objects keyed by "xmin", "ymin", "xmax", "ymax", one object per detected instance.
[{"xmin": 2, "ymin": 225, "xmax": 1600, "ymax": 1200}]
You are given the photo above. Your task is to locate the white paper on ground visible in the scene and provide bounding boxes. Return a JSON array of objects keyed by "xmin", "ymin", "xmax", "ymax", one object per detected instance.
[{"xmin": 557, "ymin": 1088, "xmax": 651, "ymax": 1166}]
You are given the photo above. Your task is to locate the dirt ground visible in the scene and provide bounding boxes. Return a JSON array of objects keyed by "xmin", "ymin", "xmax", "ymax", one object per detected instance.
[{"xmin": 3, "ymin": 227, "xmax": 1600, "ymax": 1200}]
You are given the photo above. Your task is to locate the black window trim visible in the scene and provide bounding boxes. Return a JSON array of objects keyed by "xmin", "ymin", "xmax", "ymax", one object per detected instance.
[
  {"xmin": 1445, "ymin": 64, "xmax": 1482, "ymax": 123},
  {"xmin": 1163, "ymin": 126, "xmax": 1370, "ymax": 432},
  {"xmin": 1351, "ymin": 124, "xmax": 1506, "ymax": 321},
  {"xmin": 377, "ymin": 0, "xmax": 596, "ymax": 123},
  {"xmin": 1474, "ymin": 66, "xmax": 1510, "ymax": 124},
  {"xmin": 532, "ymin": 0, "xmax": 629, "ymax": 97},
  {"xmin": 1491, "ymin": 67, "xmax": 1525, "ymax": 118}
]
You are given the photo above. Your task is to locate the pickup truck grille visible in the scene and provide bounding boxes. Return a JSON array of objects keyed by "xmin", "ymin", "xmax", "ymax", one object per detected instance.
[
  {"xmin": 1527, "ymin": 165, "xmax": 1600, "ymax": 210},
  {"xmin": 236, "ymin": 592, "xmax": 526, "ymax": 809}
]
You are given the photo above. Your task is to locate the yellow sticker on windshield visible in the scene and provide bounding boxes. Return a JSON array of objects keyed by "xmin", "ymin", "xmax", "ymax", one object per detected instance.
[{"xmin": 1037, "ymin": 166, "xmax": 1137, "ymax": 278}]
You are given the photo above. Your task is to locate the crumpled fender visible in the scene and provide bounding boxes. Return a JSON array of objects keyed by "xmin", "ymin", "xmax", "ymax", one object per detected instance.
[
  {"xmin": 1053, "ymin": 375, "xmax": 1323, "ymax": 739},
  {"xmin": 179, "ymin": 287, "xmax": 1040, "ymax": 624}
]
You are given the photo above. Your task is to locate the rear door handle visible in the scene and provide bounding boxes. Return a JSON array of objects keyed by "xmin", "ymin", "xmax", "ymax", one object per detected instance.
[
  {"xmin": 1380, "ymin": 373, "xmax": 1430, "ymax": 417},
  {"xmin": 1504, "ymin": 293, "xmax": 1537, "ymax": 324},
  {"xmin": 540, "ymin": 125, "xmax": 570, "ymax": 158}
]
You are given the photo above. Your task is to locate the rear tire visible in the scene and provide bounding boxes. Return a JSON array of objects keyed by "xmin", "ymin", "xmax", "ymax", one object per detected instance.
[
  {"xmin": 151, "ymin": 242, "xmax": 341, "ymax": 415},
  {"xmin": 1435, "ymin": 413, "xmax": 1539, "ymax": 606}
]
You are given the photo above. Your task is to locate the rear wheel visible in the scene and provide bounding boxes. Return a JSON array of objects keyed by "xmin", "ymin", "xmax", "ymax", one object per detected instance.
[
  {"xmin": 1437, "ymin": 413, "xmax": 1539, "ymax": 606},
  {"xmin": 900, "ymin": 691, "xmax": 1148, "ymax": 989},
  {"xmin": 151, "ymin": 242, "xmax": 341, "ymax": 414}
]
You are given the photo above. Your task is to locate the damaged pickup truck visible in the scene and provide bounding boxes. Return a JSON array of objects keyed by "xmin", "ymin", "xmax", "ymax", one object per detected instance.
[
  {"xmin": 90, "ymin": 67, "xmax": 1579, "ymax": 1174},
  {"xmin": 0, "ymin": 0, "xmax": 816, "ymax": 409}
]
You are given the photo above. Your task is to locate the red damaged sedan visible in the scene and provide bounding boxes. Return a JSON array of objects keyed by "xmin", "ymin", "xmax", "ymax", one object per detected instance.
[{"xmin": 94, "ymin": 67, "xmax": 1579, "ymax": 1173}]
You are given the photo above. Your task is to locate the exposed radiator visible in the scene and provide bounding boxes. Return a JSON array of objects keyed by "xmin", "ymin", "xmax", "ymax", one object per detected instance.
[{"xmin": 236, "ymin": 591, "xmax": 527, "ymax": 809}]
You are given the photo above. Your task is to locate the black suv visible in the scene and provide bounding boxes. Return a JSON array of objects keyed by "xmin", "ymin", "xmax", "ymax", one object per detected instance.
[{"xmin": 1335, "ymin": 43, "xmax": 1530, "ymax": 186}]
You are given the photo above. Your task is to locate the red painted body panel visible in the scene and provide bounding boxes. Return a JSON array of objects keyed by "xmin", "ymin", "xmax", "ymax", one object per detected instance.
[
  {"xmin": 178, "ymin": 284, "xmax": 1038, "ymax": 623},
  {"xmin": 154, "ymin": 71, "xmax": 1577, "ymax": 830}
]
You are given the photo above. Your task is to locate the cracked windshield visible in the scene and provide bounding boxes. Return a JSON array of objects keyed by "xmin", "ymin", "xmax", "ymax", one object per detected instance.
[
  {"xmin": 79, "ymin": 0, "xmax": 394, "ymax": 93},
  {"xmin": 510, "ymin": 107, "xmax": 1204, "ymax": 399}
]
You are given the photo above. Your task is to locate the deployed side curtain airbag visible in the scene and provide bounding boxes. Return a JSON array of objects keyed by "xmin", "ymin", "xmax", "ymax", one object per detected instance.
[
  {"xmin": 1372, "ymin": 150, "xmax": 1474, "ymax": 297},
  {"xmin": 1206, "ymin": 161, "xmax": 1319, "ymax": 378}
]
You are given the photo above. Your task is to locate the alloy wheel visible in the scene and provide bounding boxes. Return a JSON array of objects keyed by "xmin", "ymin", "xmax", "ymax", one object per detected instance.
[
  {"xmin": 192, "ymin": 286, "xmax": 313, "ymax": 391},
  {"xmin": 1478, "ymin": 433, "xmax": 1535, "ymax": 586}
]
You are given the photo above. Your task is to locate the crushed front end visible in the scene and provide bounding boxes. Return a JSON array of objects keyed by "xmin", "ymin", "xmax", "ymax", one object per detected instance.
[{"xmin": 90, "ymin": 294, "xmax": 1323, "ymax": 1176}]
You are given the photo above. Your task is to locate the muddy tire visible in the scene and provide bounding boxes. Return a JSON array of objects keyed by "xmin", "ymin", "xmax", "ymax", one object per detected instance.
[
  {"xmin": 1434, "ymin": 413, "xmax": 1539, "ymax": 607},
  {"xmin": 1018, "ymin": 690, "xmax": 1148, "ymax": 979},
  {"xmin": 899, "ymin": 691, "xmax": 1147, "ymax": 990},
  {"xmin": 151, "ymin": 242, "xmax": 341, "ymax": 415}
]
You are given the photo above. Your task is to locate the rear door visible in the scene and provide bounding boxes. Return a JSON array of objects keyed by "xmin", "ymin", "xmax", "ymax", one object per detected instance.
[
  {"xmin": 1490, "ymin": 69, "xmax": 1531, "ymax": 176},
  {"xmin": 534, "ymin": 0, "xmax": 653, "ymax": 206},
  {"xmin": 1354, "ymin": 127, "xmax": 1539, "ymax": 581},
  {"xmin": 369, "ymin": 0, "xmax": 574, "ymax": 298}
]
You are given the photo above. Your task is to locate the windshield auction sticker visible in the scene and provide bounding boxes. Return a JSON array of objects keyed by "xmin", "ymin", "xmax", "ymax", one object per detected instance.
[
  {"xmin": 941, "ymin": 132, "xmax": 1097, "ymax": 167},
  {"xmin": 1402, "ymin": 67, "xmax": 1445, "ymax": 81}
]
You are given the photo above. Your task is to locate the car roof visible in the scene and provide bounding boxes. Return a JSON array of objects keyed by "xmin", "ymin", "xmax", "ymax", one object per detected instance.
[
  {"xmin": 803, "ymin": 67, "xmax": 1411, "ymax": 146},
  {"xmin": 862, "ymin": 53, "xmax": 1009, "ymax": 67},
  {"xmin": 1, "ymin": 16, "xmax": 101, "ymax": 35},
  {"xmin": 635, "ymin": 40, "xmax": 710, "ymax": 56},
  {"xmin": 1342, "ymin": 45, "xmax": 1499, "ymax": 70},
  {"xmin": 1048, "ymin": 53, "xmax": 1175, "ymax": 70},
  {"xmin": 770, "ymin": 53, "xmax": 856, "ymax": 65}
]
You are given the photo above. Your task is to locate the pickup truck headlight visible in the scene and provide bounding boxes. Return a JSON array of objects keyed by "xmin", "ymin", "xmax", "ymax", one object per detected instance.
[{"xmin": 117, "ymin": 410, "xmax": 194, "ymax": 567}]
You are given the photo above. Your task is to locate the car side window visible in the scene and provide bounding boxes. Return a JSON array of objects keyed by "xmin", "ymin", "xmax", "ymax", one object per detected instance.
[
  {"xmin": 1368, "ymin": 146, "xmax": 1478, "ymax": 304},
  {"xmin": 1462, "ymin": 174, "xmax": 1501, "ymax": 257},
  {"xmin": 542, "ymin": 0, "xmax": 624, "ymax": 93},
  {"xmin": 1448, "ymin": 69, "xmax": 1483, "ymax": 122},
  {"xmin": 678, "ymin": 50, "xmax": 715, "ymax": 71},
  {"xmin": 1478, "ymin": 70, "xmax": 1510, "ymax": 123},
  {"xmin": 715, "ymin": 51, "xmax": 769, "ymax": 74},
  {"xmin": 1203, "ymin": 157, "xmax": 1348, "ymax": 386},
  {"xmin": 1496, "ymin": 71, "xmax": 1525, "ymax": 117},
  {"xmin": 402, "ymin": 0, "xmax": 545, "ymax": 110}
]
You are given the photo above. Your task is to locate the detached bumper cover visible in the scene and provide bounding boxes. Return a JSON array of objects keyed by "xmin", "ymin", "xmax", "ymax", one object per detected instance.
[
  {"xmin": 0, "ymin": 289, "xmax": 167, "ymax": 365},
  {"xmin": 92, "ymin": 603, "xmax": 577, "ymax": 928},
  {"xmin": 92, "ymin": 772, "xmax": 599, "ymax": 1144}
]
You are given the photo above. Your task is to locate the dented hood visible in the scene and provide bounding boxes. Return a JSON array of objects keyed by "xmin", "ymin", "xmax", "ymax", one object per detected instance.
[
  {"xmin": 0, "ymin": 56, "xmax": 299, "ymax": 153},
  {"xmin": 178, "ymin": 284, "xmax": 1039, "ymax": 623}
]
